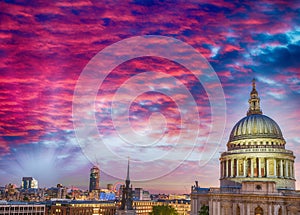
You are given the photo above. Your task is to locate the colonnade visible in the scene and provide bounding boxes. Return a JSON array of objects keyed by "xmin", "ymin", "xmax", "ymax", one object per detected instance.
[
  {"xmin": 220, "ymin": 158, "xmax": 294, "ymax": 179},
  {"xmin": 204, "ymin": 200, "xmax": 294, "ymax": 215}
]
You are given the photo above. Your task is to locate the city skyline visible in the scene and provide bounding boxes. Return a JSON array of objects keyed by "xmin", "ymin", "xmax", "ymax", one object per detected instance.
[{"xmin": 0, "ymin": 1, "xmax": 300, "ymax": 193}]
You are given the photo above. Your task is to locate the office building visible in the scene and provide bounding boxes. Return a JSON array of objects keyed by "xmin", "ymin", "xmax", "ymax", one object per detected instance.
[
  {"xmin": 89, "ymin": 166, "xmax": 100, "ymax": 192},
  {"xmin": 22, "ymin": 177, "xmax": 38, "ymax": 189}
]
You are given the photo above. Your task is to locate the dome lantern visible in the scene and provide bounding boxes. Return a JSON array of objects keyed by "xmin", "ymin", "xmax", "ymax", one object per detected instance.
[{"xmin": 247, "ymin": 78, "xmax": 262, "ymax": 116}]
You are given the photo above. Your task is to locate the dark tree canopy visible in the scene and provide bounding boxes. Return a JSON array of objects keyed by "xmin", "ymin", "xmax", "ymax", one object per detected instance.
[
  {"xmin": 150, "ymin": 205, "xmax": 179, "ymax": 215},
  {"xmin": 199, "ymin": 205, "xmax": 209, "ymax": 215}
]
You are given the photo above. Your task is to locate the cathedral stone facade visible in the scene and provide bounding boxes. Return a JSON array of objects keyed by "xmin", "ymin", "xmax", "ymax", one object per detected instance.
[{"xmin": 191, "ymin": 80, "xmax": 300, "ymax": 215}]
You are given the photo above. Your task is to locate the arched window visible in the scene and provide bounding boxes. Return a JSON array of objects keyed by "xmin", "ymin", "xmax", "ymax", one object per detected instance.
[
  {"xmin": 236, "ymin": 205, "xmax": 240, "ymax": 215},
  {"xmin": 255, "ymin": 206, "xmax": 263, "ymax": 215},
  {"xmin": 278, "ymin": 207, "xmax": 282, "ymax": 215}
]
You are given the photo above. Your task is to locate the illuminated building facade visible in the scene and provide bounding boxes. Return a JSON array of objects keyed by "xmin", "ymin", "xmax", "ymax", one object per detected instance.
[
  {"xmin": 191, "ymin": 80, "xmax": 300, "ymax": 215},
  {"xmin": 45, "ymin": 184, "xmax": 67, "ymax": 200},
  {"xmin": 46, "ymin": 200, "xmax": 116, "ymax": 215},
  {"xmin": 45, "ymin": 200, "xmax": 190, "ymax": 215},
  {"xmin": 167, "ymin": 199, "xmax": 191, "ymax": 215},
  {"xmin": 133, "ymin": 201, "xmax": 158, "ymax": 215},
  {"xmin": 0, "ymin": 202, "xmax": 45, "ymax": 215}
]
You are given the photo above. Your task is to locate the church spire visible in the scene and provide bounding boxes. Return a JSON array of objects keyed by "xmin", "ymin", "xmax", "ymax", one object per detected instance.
[
  {"xmin": 247, "ymin": 78, "xmax": 263, "ymax": 116},
  {"xmin": 126, "ymin": 157, "xmax": 130, "ymax": 183},
  {"xmin": 119, "ymin": 157, "xmax": 134, "ymax": 211}
]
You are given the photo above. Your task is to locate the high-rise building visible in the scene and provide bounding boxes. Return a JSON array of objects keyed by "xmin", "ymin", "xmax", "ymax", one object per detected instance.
[
  {"xmin": 22, "ymin": 177, "xmax": 38, "ymax": 189},
  {"xmin": 89, "ymin": 166, "xmax": 100, "ymax": 192}
]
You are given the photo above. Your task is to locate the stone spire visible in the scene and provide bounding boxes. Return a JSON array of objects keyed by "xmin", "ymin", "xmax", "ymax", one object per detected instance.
[
  {"xmin": 247, "ymin": 78, "xmax": 263, "ymax": 116},
  {"xmin": 119, "ymin": 157, "xmax": 134, "ymax": 212},
  {"xmin": 126, "ymin": 158, "xmax": 130, "ymax": 183}
]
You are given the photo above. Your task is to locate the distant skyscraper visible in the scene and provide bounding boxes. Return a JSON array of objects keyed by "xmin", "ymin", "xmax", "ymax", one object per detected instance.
[
  {"xmin": 89, "ymin": 166, "xmax": 100, "ymax": 192},
  {"xmin": 22, "ymin": 177, "xmax": 38, "ymax": 189}
]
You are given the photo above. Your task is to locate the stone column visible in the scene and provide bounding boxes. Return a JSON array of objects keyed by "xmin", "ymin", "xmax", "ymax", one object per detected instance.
[
  {"xmin": 224, "ymin": 161, "xmax": 226, "ymax": 178},
  {"xmin": 285, "ymin": 160, "xmax": 289, "ymax": 178},
  {"xmin": 289, "ymin": 161, "xmax": 293, "ymax": 178},
  {"xmin": 247, "ymin": 204, "xmax": 250, "ymax": 215},
  {"xmin": 240, "ymin": 204, "xmax": 245, "ymax": 215},
  {"xmin": 269, "ymin": 204, "xmax": 272, "ymax": 215},
  {"xmin": 223, "ymin": 161, "xmax": 226, "ymax": 178},
  {"xmin": 220, "ymin": 161, "xmax": 223, "ymax": 178},
  {"xmin": 209, "ymin": 200, "xmax": 213, "ymax": 215},
  {"xmin": 258, "ymin": 158, "xmax": 261, "ymax": 177},
  {"xmin": 236, "ymin": 159, "xmax": 239, "ymax": 177},
  {"xmin": 212, "ymin": 201, "xmax": 216, "ymax": 215},
  {"xmin": 231, "ymin": 159, "xmax": 234, "ymax": 177},
  {"xmin": 274, "ymin": 159, "xmax": 277, "ymax": 177},
  {"xmin": 195, "ymin": 199, "xmax": 199, "ymax": 215},
  {"xmin": 243, "ymin": 159, "xmax": 246, "ymax": 177},
  {"xmin": 292, "ymin": 162, "xmax": 294, "ymax": 178},
  {"xmin": 226, "ymin": 160, "xmax": 229, "ymax": 178},
  {"xmin": 191, "ymin": 199, "xmax": 197, "ymax": 215},
  {"xmin": 266, "ymin": 159, "xmax": 269, "ymax": 177},
  {"xmin": 251, "ymin": 158, "xmax": 254, "ymax": 177},
  {"xmin": 280, "ymin": 160, "xmax": 283, "ymax": 177}
]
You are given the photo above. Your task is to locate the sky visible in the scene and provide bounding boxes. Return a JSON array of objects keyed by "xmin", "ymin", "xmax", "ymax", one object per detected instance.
[{"xmin": 0, "ymin": 0, "xmax": 300, "ymax": 194}]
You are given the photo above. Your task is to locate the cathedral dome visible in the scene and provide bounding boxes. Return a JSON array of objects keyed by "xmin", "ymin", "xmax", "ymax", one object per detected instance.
[
  {"xmin": 220, "ymin": 79, "xmax": 295, "ymax": 191},
  {"xmin": 227, "ymin": 79, "xmax": 285, "ymax": 149},
  {"xmin": 229, "ymin": 114, "xmax": 283, "ymax": 142}
]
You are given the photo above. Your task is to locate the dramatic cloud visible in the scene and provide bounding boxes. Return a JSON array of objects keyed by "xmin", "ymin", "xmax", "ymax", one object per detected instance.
[{"xmin": 0, "ymin": 0, "xmax": 299, "ymax": 192}]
